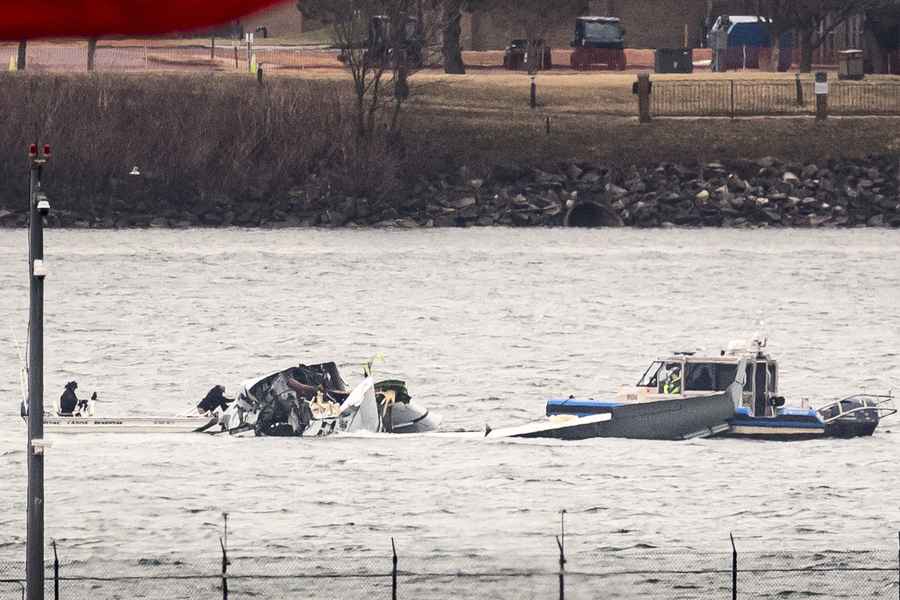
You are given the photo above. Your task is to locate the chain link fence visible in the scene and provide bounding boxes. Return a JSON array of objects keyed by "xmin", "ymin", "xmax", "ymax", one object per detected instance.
[{"xmin": 1, "ymin": 541, "xmax": 898, "ymax": 599}]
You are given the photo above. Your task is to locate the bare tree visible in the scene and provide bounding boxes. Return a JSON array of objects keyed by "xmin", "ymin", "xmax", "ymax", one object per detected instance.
[
  {"xmin": 755, "ymin": 0, "xmax": 890, "ymax": 72},
  {"xmin": 440, "ymin": 0, "xmax": 494, "ymax": 75},
  {"xmin": 486, "ymin": 0, "xmax": 582, "ymax": 73},
  {"xmin": 442, "ymin": 0, "xmax": 467, "ymax": 73},
  {"xmin": 300, "ymin": 0, "xmax": 439, "ymax": 139}
]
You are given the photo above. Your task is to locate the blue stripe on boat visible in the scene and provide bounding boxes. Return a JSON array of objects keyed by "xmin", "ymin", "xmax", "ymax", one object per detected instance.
[{"xmin": 777, "ymin": 407, "xmax": 818, "ymax": 417}]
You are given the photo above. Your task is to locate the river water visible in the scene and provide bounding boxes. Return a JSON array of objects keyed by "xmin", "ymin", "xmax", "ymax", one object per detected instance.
[{"xmin": 0, "ymin": 229, "xmax": 898, "ymax": 580}]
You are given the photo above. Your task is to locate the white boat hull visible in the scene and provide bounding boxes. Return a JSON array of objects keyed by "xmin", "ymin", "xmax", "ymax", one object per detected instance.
[{"xmin": 42, "ymin": 415, "xmax": 218, "ymax": 434}]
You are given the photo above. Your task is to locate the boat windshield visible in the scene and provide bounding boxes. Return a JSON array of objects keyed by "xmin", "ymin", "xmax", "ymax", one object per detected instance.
[{"xmin": 637, "ymin": 361, "xmax": 664, "ymax": 387}]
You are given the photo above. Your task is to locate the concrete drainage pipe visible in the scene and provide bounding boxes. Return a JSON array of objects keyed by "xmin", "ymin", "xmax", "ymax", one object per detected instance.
[{"xmin": 564, "ymin": 202, "xmax": 623, "ymax": 227}]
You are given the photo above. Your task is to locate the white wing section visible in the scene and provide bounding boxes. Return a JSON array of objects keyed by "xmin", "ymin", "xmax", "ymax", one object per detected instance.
[{"xmin": 342, "ymin": 377, "xmax": 381, "ymax": 433}]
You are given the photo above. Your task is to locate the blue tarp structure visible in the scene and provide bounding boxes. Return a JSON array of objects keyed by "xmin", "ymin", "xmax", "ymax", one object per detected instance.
[
  {"xmin": 711, "ymin": 16, "xmax": 793, "ymax": 70},
  {"xmin": 725, "ymin": 17, "xmax": 793, "ymax": 50}
]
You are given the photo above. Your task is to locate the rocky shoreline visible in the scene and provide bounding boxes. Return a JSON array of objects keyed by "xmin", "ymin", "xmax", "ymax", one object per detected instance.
[{"xmin": 2, "ymin": 155, "xmax": 899, "ymax": 229}]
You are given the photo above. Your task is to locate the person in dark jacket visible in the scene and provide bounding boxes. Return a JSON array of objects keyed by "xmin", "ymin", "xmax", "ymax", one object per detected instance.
[
  {"xmin": 59, "ymin": 381, "xmax": 79, "ymax": 415},
  {"xmin": 197, "ymin": 385, "xmax": 232, "ymax": 415}
]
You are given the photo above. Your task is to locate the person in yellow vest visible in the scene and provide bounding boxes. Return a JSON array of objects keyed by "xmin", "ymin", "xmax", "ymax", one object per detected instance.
[{"xmin": 663, "ymin": 366, "xmax": 682, "ymax": 395}]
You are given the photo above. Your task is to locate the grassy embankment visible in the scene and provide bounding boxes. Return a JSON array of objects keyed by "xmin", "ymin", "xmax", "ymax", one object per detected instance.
[
  {"xmin": 397, "ymin": 70, "xmax": 900, "ymax": 170},
  {"xmin": 1, "ymin": 69, "xmax": 899, "ymax": 214}
]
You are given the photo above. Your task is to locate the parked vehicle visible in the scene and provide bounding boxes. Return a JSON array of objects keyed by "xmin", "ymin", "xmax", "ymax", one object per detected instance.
[
  {"xmin": 503, "ymin": 39, "xmax": 552, "ymax": 71},
  {"xmin": 570, "ymin": 16, "xmax": 626, "ymax": 71}
]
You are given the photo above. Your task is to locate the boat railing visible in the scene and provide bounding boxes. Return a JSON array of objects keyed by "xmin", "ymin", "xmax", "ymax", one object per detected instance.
[{"xmin": 816, "ymin": 392, "xmax": 897, "ymax": 424}]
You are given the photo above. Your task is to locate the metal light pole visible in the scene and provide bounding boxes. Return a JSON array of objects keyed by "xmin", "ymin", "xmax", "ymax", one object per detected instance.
[{"xmin": 26, "ymin": 142, "xmax": 51, "ymax": 600}]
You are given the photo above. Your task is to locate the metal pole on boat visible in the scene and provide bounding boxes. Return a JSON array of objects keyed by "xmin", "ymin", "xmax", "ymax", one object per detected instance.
[{"xmin": 26, "ymin": 143, "xmax": 50, "ymax": 600}]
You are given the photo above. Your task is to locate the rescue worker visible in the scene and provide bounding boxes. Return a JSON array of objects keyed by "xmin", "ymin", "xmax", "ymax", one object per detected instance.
[
  {"xmin": 197, "ymin": 385, "xmax": 232, "ymax": 415},
  {"xmin": 59, "ymin": 381, "xmax": 79, "ymax": 415},
  {"xmin": 663, "ymin": 367, "xmax": 682, "ymax": 395}
]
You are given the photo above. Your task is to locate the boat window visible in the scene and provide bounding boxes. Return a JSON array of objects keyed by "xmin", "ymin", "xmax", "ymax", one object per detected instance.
[
  {"xmin": 685, "ymin": 363, "xmax": 716, "ymax": 391},
  {"xmin": 715, "ymin": 364, "xmax": 737, "ymax": 389},
  {"xmin": 637, "ymin": 361, "xmax": 663, "ymax": 387},
  {"xmin": 744, "ymin": 363, "xmax": 753, "ymax": 392},
  {"xmin": 754, "ymin": 362, "xmax": 769, "ymax": 416},
  {"xmin": 767, "ymin": 362, "xmax": 777, "ymax": 393}
]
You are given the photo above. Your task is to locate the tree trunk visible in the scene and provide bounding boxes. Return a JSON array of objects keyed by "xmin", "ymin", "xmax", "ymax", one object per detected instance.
[
  {"xmin": 442, "ymin": 0, "xmax": 465, "ymax": 74},
  {"xmin": 16, "ymin": 40, "xmax": 26, "ymax": 70},
  {"xmin": 799, "ymin": 28, "xmax": 814, "ymax": 73},
  {"xmin": 87, "ymin": 38, "xmax": 98, "ymax": 71},
  {"xmin": 768, "ymin": 34, "xmax": 781, "ymax": 72}
]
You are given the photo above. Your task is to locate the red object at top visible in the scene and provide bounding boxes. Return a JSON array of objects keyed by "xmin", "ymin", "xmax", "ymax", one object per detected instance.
[{"xmin": 0, "ymin": 0, "xmax": 283, "ymax": 40}]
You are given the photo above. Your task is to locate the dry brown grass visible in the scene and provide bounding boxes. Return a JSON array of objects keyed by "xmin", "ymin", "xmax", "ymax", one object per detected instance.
[
  {"xmin": 314, "ymin": 68, "xmax": 900, "ymax": 173},
  {"xmin": 1, "ymin": 68, "xmax": 899, "ymax": 211},
  {"xmin": 0, "ymin": 73, "xmax": 372, "ymax": 210}
]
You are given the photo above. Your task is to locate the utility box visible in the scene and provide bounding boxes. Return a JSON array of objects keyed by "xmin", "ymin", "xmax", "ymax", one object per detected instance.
[
  {"xmin": 838, "ymin": 49, "xmax": 864, "ymax": 80},
  {"xmin": 655, "ymin": 48, "xmax": 693, "ymax": 73}
]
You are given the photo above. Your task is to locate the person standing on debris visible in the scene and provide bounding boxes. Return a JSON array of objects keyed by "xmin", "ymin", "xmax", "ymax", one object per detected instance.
[
  {"xmin": 197, "ymin": 385, "xmax": 232, "ymax": 415},
  {"xmin": 59, "ymin": 381, "xmax": 80, "ymax": 415}
]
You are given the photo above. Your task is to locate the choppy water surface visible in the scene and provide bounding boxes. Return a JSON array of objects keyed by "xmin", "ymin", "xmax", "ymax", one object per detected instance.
[{"xmin": 0, "ymin": 228, "xmax": 898, "ymax": 566}]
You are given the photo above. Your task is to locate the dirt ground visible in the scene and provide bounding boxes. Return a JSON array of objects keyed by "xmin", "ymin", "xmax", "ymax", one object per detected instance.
[{"xmin": 0, "ymin": 41, "xmax": 721, "ymax": 74}]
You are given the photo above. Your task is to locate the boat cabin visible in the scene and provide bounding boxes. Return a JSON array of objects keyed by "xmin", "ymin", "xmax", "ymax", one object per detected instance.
[{"xmin": 620, "ymin": 340, "xmax": 781, "ymax": 417}]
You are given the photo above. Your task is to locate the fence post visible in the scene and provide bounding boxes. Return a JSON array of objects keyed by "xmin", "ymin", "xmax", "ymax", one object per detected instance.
[
  {"xmin": 795, "ymin": 74, "xmax": 804, "ymax": 107},
  {"xmin": 233, "ymin": 45, "xmax": 239, "ymax": 70},
  {"xmin": 730, "ymin": 533, "xmax": 737, "ymax": 600},
  {"xmin": 87, "ymin": 38, "xmax": 97, "ymax": 72},
  {"xmin": 637, "ymin": 73, "xmax": 651, "ymax": 123},
  {"xmin": 391, "ymin": 538, "xmax": 398, "ymax": 600},
  {"xmin": 211, "ymin": 37, "xmax": 216, "ymax": 61},
  {"xmin": 220, "ymin": 538, "xmax": 228, "ymax": 600},
  {"xmin": 16, "ymin": 40, "xmax": 26, "ymax": 70},
  {"xmin": 51, "ymin": 540, "xmax": 58, "ymax": 600},
  {"xmin": 557, "ymin": 509, "xmax": 566, "ymax": 600},
  {"xmin": 530, "ymin": 75, "xmax": 537, "ymax": 109},
  {"xmin": 730, "ymin": 79, "xmax": 735, "ymax": 119},
  {"xmin": 815, "ymin": 72, "xmax": 828, "ymax": 120}
]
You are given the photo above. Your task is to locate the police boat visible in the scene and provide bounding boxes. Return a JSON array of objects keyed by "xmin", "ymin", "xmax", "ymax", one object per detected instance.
[
  {"xmin": 485, "ymin": 359, "xmax": 743, "ymax": 441},
  {"xmin": 614, "ymin": 336, "xmax": 896, "ymax": 441}
]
